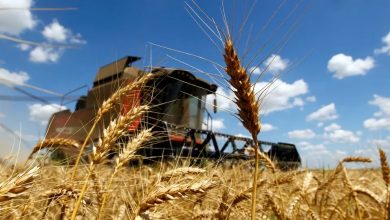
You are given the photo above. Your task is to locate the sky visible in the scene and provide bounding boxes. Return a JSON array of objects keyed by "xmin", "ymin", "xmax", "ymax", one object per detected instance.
[{"xmin": 0, "ymin": 0, "xmax": 390, "ymax": 167}]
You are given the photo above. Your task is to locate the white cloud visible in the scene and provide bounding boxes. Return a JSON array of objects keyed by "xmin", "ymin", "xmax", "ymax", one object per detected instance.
[
  {"xmin": 17, "ymin": 43, "xmax": 31, "ymax": 51},
  {"xmin": 203, "ymin": 118, "xmax": 225, "ymax": 131},
  {"xmin": 298, "ymin": 142, "xmax": 326, "ymax": 151},
  {"xmin": 307, "ymin": 103, "xmax": 338, "ymax": 121},
  {"xmin": 41, "ymin": 19, "xmax": 86, "ymax": 45},
  {"xmin": 369, "ymin": 94, "xmax": 390, "ymax": 116},
  {"xmin": 28, "ymin": 103, "xmax": 66, "ymax": 125},
  {"xmin": 364, "ymin": 118, "xmax": 390, "ymax": 130},
  {"xmin": 322, "ymin": 123, "xmax": 360, "ymax": 144},
  {"xmin": 0, "ymin": 0, "xmax": 36, "ymax": 35},
  {"xmin": 255, "ymin": 79, "xmax": 309, "ymax": 114},
  {"xmin": 0, "ymin": 67, "xmax": 29, "ymax": 87},
  {"xmin": 70, "ymin": 33, "xmax": 87, "ymax": 44},
  {"xmin": 306, "ymin": 96, "xmax": 316, "ymax": 102},
  {"xmin": 367, "ymin": 137, "xmax": 390, "ymax": 148},
  {"xmin": 248, "ymin": 66, "xmax": 261, "ymax": 75},
  {"xmin": 206, "ymin": 87, "xmax": 233, "ymax": 112},
  {"xmin": 325, "ymin": 129, "xmax": 360, "ymax": 143},
  {"xmin": 42, "ymin": 19, "xmax": 69, "ymax": 42},
  {"xmin": 324, "ymin": 123, "xmax": 341, "ymax": 132},
  {"xmin": 29, "ymin": 46, "xmax": 61, "ymax": 63},
  {"xmin": 327, "ymin": 53, "xmax": 375, "ymax": 79},
  {"xmin": 364, "ymin": 95, "xmax": 390, "ymax": 130},
  {"xmin": 293, "ymin": 97, "xmax": 304, "ymax": 107},
  {"xmin": 262, "ymin": 123, "xmax": 276, "ymax": 132},
  {"xmin": 288, "ymin": 129, "xmax": 316, "ymax": 139},
  {"xmin": 248, "ymin": 54, "xmax": 288, "ymax": 75},
  {"xmin": 264, "ymin": 54, "xmax": 288, "ymax": 73},
  {"xmin": 374, "ymin": 31, "xmax": 390, "ymax": 55},
  {"xmin": 207, "ymin": 78, "xmax": 309, "ymax": 115},
  {"xmin": 0, "ymin": 112, "xmax": 4, "ymax": 118}
]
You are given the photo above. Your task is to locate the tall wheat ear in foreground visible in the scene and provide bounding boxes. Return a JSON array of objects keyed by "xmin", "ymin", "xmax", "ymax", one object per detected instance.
[{"xmin": 223, "ymin": 37, "xmax": 276, "ymax": 219}]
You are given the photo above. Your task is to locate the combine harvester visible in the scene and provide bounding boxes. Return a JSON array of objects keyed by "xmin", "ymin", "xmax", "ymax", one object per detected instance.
[{"xmin": 43, "ymin": 56, "xmax": 301, "ymax": 169}]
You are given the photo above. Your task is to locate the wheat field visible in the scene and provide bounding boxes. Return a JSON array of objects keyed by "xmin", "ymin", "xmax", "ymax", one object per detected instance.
[
  {"xmin": 1, "ymin": 2, "xmax": 388, "ymax": 220},
  {"xmin": 0, "ymin": 154, "xmax": 388, "ymax": 219}
]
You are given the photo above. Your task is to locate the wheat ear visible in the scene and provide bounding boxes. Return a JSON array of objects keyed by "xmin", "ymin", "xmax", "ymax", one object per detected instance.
[
  {"xmin": 71, "ymin": 73, "xmax": 156, "ymax": 179},
  {"xmin": 378, "ymin": 148, "xmax": 390, "ymax": 219},
  {"xmin": 134, "ymin": 179, "xmax": 217, "ymax": 218},
  {"xmin": 98, "ymin": 129, "xmax": 152, "ymax": 219},
  {"xmin": 71, "ymin": 105, "xmax": 149, "ymax": 220},
  {"xmin": 0, "ymin": 166, "xmax": 39, "ymax": 202},
  {"xmin": 29, "ymin": 138, "xmax": 79, "ymax": 159},
  {"xmin": 223, "ymin": 37, "xmax": 275, "ymax": 220},
  {"xmin": 341, "ymin": 156, "xmax": 372, "ymax": 163},
  {"xmin": 93, "ymin": 105, "xmax": 149, "ymax": 163},
  {"xmin": 161, "ymin": 167, "xmax": 206, "ymax": 181}
]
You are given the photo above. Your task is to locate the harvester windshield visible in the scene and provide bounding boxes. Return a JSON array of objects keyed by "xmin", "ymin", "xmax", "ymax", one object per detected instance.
[{"xmin": 145, "ymin": 69, "xmax": 216, "ymax": 131}]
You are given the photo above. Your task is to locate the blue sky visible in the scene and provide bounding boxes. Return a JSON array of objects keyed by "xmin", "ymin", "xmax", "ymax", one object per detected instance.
[{"xmin": 0, "ymin": 0, "xmax": 390, "ymax": 167}]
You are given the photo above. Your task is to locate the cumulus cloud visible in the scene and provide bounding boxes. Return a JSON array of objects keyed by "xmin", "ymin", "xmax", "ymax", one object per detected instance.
[
  {"xmin": 248, "ymin": 54, "xmax": 288, "ymax": 75},
  {"xmin": 264, "ymin": 54, "xmax": 288, "ymax": 73},
  {"xmin": 307, "ymin": 103, "xmax": 338, "ymax": 121},
  {"xmin": 0, "ymin": 0, "xmax": 36, "ymax": 35},
  {"xmin": 364, "ymin": 118, "xmax": 390, "ymax": 130},
  {"xmin": 207, "ymin": 78, "xmax": 309, "ymax": 115},
  {"xmin": 0, "ymin": 67, "xmax": 29, "ymax": 87},
  {"xmin": 322, "ymin": 123, "xmax": 360, "ymax": 143},
  {"xmin": 28, "ymin": 103, "xmax": 66, "ymax": 125},
  {"xmin": 327, "ymin": 53, "xmax": 375, "ymax": 79},
  {"xmin": 324, "ymin": 123, "xmax": 341, "ymax": 132},
  {"xmin": 374, "ymin": 31, "xmax": 390, "ymax": 55},
  {"xmin": 306, "ymin": 96, "xmax": 316, "ymax": 102},
  {"xmin": 42, "ymin": 19, "xmax": 86, "ymax": 44},
  {"xmin": 42, "ymin": 19, "xmax": 69, "ymax": 42},
  {"xmin": 29, "ymin": 46, "xmax": 62, "ymax": 63},
  {"xmin": 248, "ymin": 66, "xmax": 261, "ymax": 75},
  {"xmin": 262, "ymin": 123, "xmax": 276, "ymax": 132},
  {"xmin": 325, "ymin": 129, "xmax": 360, "ymax": 143},
  {"xmin": 364, "ymin": 95, "xmax": 390, "ymax": 130},
  {"xmin": 203, "ymin": 118, "xmax": 225, "ymax": 131},
  {"xmin": 17, "ymin": 43, "xmax": 31, "ymax": 51},
  {"xmin": 369, "ymin": 94, "xmax": 390, "ymax": 115},
  {"xmin": 288, "ymin": 129, "xmax": 316, "ymax": 139},
  {"xmin": 256, "ymin": 79, "xmax": 309, "ymax": 114},
  {"xmin": 215, "ymin": 78, "xmax": 309, "ymax": 115},
  {"xmin": 367, "ymin": 137, "xmax": 390, "ymax": 148}
]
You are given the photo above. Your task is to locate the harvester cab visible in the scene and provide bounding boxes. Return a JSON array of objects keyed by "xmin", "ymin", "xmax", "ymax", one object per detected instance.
[{"xmin": 43, "ymin": 56, "xmax": 301, "ymax": 169}]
